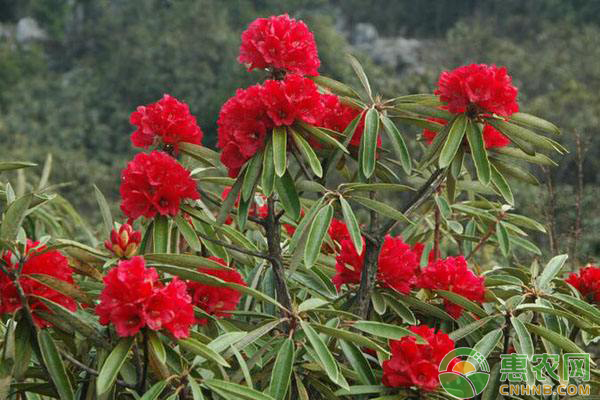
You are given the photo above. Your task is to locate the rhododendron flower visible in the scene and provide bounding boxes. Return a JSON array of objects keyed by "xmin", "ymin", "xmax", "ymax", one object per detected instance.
[
  {"xmin": 130, "ymin": 94, "xmax": 203, "ymax": 151},
  {"xmin": 186, "ymin": 257, "xmax": 247, "ymax": 325},
  {"xmin": 104, "ymin": 223, "xmax": 142, "ymax": 258},
  {"xmin": 423, "ymin": 117, "xmax": 510, "ymax": 149},
  {"xmin": 383, "ymin": 325, "xmax": 456, "ymax": 391},
  {"xmin": 120, "ymin": 151, "xmax": 199, "ymax": 219},
  {"xmin": 417, "ymin": 256, "xmax": 486, "ymax": 318},
  {"xmin": 261, "ymin": 75, "xmax": 323, "ymax": 126},
  {"xmin": 221, "ymin": 187, "xmax": 268, "ymax": 224},
  {"xmin": 239, "ymin": 14, "xmax": 320, "ymax": 76},
  {"xmin": 96, "ymin": 256, "xmax": 194, "ymax": 338},
  {"xmin": 0, "ymin": 241, "xmax": 77, "ymax": 328},
  {"xmin": 333, "ymin": 235, "xmax": 419, "ymax": 293},
  {"xmin": 435, "ymin": 64, "xmax": 519, "ymax": 117},
  {"xmin": 566, "ymin": 265, "xmax": 600, "ymax": 303}
]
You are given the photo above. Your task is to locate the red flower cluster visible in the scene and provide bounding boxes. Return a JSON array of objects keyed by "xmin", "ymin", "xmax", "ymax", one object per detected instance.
[
  {"xmin": 566, "ymin": 265, "xmax": 600, "ymax": 303},
  {"xmin": 186, "ymin": 257, "xmax": 247, "ymax": 325},
  {"xmin": 120, "ymin": 151, "xmax": 199, "ymax": 219},
  {"xmin": 239, "ymin": 14, "xmax": 320, "ymax": 76},
  {"xmin": 104, "ymin": 223, "xmax": 142, "ymax": 259},
  {"xmin": 333, "ymin": 235, "xmax": 420, "ymax": 294},
  {"xmin": 218, "ymin": 75, "xmax": 322, "ymax": 176},
  {"xmin": 0, "ymin": 241, "xmax": 77, "ymax": 328},
  {"xmin": 130, "ymin": 94, "xmax": 203, "ymax": 151},
  {"xmin": 417, "ymin": 256, "xmax": 486, "ymax": 318},
  {"xmin": 383, "ymin": 325, "xmax": 456, "ymax": 391},
  {"xmin": 96, "ymin": 256, "xmax": 194, "ymax": 338},
  {"xmin": 435, "ymin": 64, "xmax": 519, "ymax": 117},
  {"xmin": 423, "ymin": 117, "xmax": 510, "ymax": 149}
]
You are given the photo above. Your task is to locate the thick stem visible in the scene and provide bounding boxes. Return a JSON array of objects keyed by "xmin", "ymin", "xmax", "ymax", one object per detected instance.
[
  {"xmin": 137, "ymin": 330, "xmax": 149, "ymax": 394},
  {"xmin": 265, "ymin": 196, "xmax": 293, "ymax": 325},
  {"xmin": 356, "ymin": 236, "xmax": 384, "ymax": 319},
  {"xmin": 433, "ymin": 206, "xmax": 441, "ymax": 261}
]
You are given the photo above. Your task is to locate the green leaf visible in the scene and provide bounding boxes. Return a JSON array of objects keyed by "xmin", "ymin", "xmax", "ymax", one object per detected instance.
[
  {"xmin": 351, "ymin": 195, "xmax": 412, "ymax": 225},
  {"xmin": 546, "ymin": 293, "xmax": 600, "ymax": 325},
  {"xmin": 361, "ymin": 108, "xmax": 379, "ymax": 178},
  {"xmin": 324, "ymin": 114, "xmax": 361, "ymax": 177},
  {"xmin": 174, "ymin": 214, "xmax": 201, "ymax": 252},
  {"xmin": 262, "ymin": 139, "xmax": 276, "ymax": 196},
  {"xmin": 188, "ymin": 378, "xmax": 205, "ymax": 400},
  {"xmin": 0, "ymin": 161, "xmax": 37, "ymax": 172},
  {"xmin": 273, "ymin": 126, "xmax": 288, "ymax": 178},
  {"xmin": 473, "ymin": 328, "xmax": 503, "ymax": 358},
  {"xmin": 353, "ymin": 321, "xmax": 422, "ymax": 342},
  {"xmin": 29, "ymin": 274, "xmax": 93, "ymax": 305},
  {"xmin": 525, "ymin": 323, "xmax": 588, "ymax": 354},
  {"xmin": 510, "ymin": 112, "xmax": 560, "ymax": 135},
  {"xmin": 487, "ymin": 118, "xmax": 558, "ymax": 153},
  {"xmin": 304, "ymin": 204, "xmax": 334, "ymax": 268},
  {"xmin": 216, "ymin": 173, "xmax": 243, "ymax": 225},
  {"xmin": 144, "ymin": 253, "xmax": 228, "ymax": 270},
  {"xmin": 537, "ymin": 254, "xmax": 568, "ymax": 289},
  {"xmin": 0, "ymin": 193, "xmax": 32, "ymax": 240},
  {"xmin": 466, "ymin": 121, "xmax": 491, "ymax": 185},
  {"xmin": 490, "ymin": 164, "xmax": 514, "ymax": 205},
  {"xmin": 435, "ymin": 290, "xmax": 487, "ymax": 318},
  {"xmin": 153, "ymin": 215, "xmax": 169, "ymax": 253},
  {"xmin": 37, "ymin": 330, "xmax": 74, "ymax": 400},
  {"xmin": 439, "ymin": 114, "xmax": 467, "ymax": 168},
  {"xmin": 340, "ymin": 183, "xmax": 413, "ymax": 193},
  {"xmin": 288, "ymin": 197, "xmax": 326, "ymax": 253},
  {"xmin": 380, "ymin": 114, "xmax": 411, "ymax": 174},
  {"xmin": 274, "ymin": 171, "xmax": 301, "ymax": 221},
  {"xmin": 298, "ymin": 121, "xmax": 350, "ymax": 155},
  {"xmin": 398, "ymin": 294, "xmax": 453, "ymax": 320},
  {"xmin": 492, "ymin": 159, "xmax": 539, "ymax": 185},
  {"xmin": 420, "ymin": 115, "xmax": 455, "ymax": 166},
  {"xmin": 496, "ymin": 222, "xmax": 510, "ymax": 257},
  {"xmin": 147, "ymin": 332, "xmax": 166, "ymax": 365},
  {"xmin": 268, "ymin": 339, "xmax": 295, "ymax": 400},
  {"xmin": 339, "ymin": 196, "xmax": 363, "ymax": 254},
  {"xmin": 510, "ymin": 235, "xmax": 542, "ymax": 255},
  {"xmin": 382, "ymin": 294, "xmax": 416, "ymax": 324},
  {"xmin": 490, "ymin": 147, "xmax": 557, "ymax": 166},
  {"xmin": 449, "ymin": 315, "xmax": 499, "ymax": 341},
  {"xmin": 298, "ymin": 298, "xmax": 329, "ymax": 312},
  {"xmin": 140, "ymin": 381, "xmax": 167, "ymax": 400},
  {"xmin": 339, "ymin": 340, "xmax": 376, "ymax": 385},
  {"xmin": 334, "ymin": 386, "xmax": 389, "ymax": 396},
  {"xmin": 97, "ymin": 337, "xmax": 133, "ymax": 396},
  {"xmin": 204, "ymin": 380, "xmax": 275, "ymax": 400},
  {"xmin": 93, "ymin": 184, "xmax": 113, "ymax": 238},
  {"xmin": 511, "ymin": 317, "xmax": 534, "ymax": 359},
  {"xmin": 311, "ymin": 75, "xmax": 359, "ymax": 98},
  {"xmin": 179, "ymin": 142, "xmax": 220, "ymax": 166},
  {"xmin": 242, "ymin": 151, "xmax": 263, "ymax": 201},
  {"xmin": 179, "ymin": 338, "xmax": 230, "ymax": 367},
  {"xmin": 481, "ymin": 361, "xmax": 501, "ymax": 400},
  {"xmin": 300, "ymin": 321, "xmax": 339, "ymax": 385},
  {"xmin": 347, "ymin": 54, "xmax": 372, "ymax": 100},
  {"xmin": 291, "ymin": 129, "xmax": 323, "ymax": 178},
  {"xmin": 312, "ymin": 323, "xmax": 388, "ymax": 354}
]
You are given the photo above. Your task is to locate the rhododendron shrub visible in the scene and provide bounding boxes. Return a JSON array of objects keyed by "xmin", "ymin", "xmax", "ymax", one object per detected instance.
[{"xmin": 3, "ymin": 12, "xmax": 595, "ymax": 400}]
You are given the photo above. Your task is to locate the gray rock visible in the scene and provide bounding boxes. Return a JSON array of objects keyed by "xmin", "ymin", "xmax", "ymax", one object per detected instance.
[{"xmin": 15, "ymin": 17, "xmax": 47, "ymax": 43}]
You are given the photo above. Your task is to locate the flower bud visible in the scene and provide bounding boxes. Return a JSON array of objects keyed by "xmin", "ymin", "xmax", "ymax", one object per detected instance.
[{"xmin": 105, "ymin": 224, "xmax": 142, "ymax": 258}]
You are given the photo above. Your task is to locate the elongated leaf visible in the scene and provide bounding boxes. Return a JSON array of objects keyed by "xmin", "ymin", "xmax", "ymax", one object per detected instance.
[
  {"xmin": 300, "ymin": 321, "xmax": 339, "ymax": 385},
  {"xmin": 304, "ymin": 204, "xmax": 334, "ymax": 268},
  {"xmin": 1, "ymin": 193, "xmax": 32, "ymax": 240},
  {"xmin": 420, "ymin": 115, "xmax": 455, "ymax": 166},
  {"xmin": 288, "ymin": 197, "xmax": 326, "ymax": 252},
  {"xmin": 466, "ymin": 121, "xmax": 491, "ymax": 185},
  {"xmin": 223, "ymin": 319, "xmax": 283, "ymax": 359},
  {"xmin": 490, "ymin": 164, "xmax": 514, "ymax": 205},
  {"xmin": 435, "ymin": 290, "xmax": 487, "ymax": 318},
  {"xmin": 216, "ymin": 173, "xmax": 243, "ymax": 225},
  {"xmin": 525, "ymin": 323, "xmax": 588, "ymax": 354},
  {"xmin": 347, "ymin": 54, "xmax": 372, "ymax": 99},
  {"xmin": 473, "ymin": 328, "xmax": 503, "ymax": 358},
  {"xmin": 140, "ymin": 381, "xmax": 167, "ymax": 400},
  {"xmin": 490, "ymin": 147, "xmax": 557, "ymax": 166},
  {"xmin": 273, "ymin": 126, "xmax": 288, "ymax": 177},
  {"xmin": 324, "ymin": 114, "xmax": 361, "ymax": 178},
  {"xmin": 37, "ymin": 330, "xmax": 74, "ymax": 400},
  {"xmin": 439, "ymin": 114, "xmax": 467, "ymax": 168},
  {"xmin": 546, "ymin": 293, "xmax": 600, "ymax": 325},
  {"xmin": 0, "ymin": 161, "xmax": 37, "ymax": 172},
  {"xmin": 268, "ymin": 339, "xmax": 295, "ymax": 400},
  {"xmin": 242, "ymin": 151, "xmax": 263, "ymax": 201},
  {"xmin": 189, "ymin": 377, "xmax": 205, "ymax": 400},
  {"xmin": 487, "ymin": 118, "xmax": 558, "ymax": 153},
  {"xmin": 147, "ymin": 331, "xmax": 166, "ymax": 365},
  {"xmin": 179, "ymin": 338, "xmax": 230, "ymax": 367},
  {"xmin": 204, "ymin": 380, "xmax": 275, "ymax": 400},
  {"xmin": 449, "ymin": 315, "xmax": 498, "ymax": 341},
  {"xmin": 262, "ymin": 139, "xmax": 276, "ymax": 196},
  {"xmin": 351, "ymin": 195, "xmax": 412, "ymax": 225},
  {"xmin": 339, "ymin": 196, "xmax": 363, "ymax": 254},
  {"xmin": 153, "ymin": 215, "xmax": 169, "ymax": 253},
  {"xmin": 537, "ymin": 254, "xmax": 568, "ymax": 289},
  {"xmin": 312, "ymin": 323, "xmax": 388, "ymax": 354},
  {"xmin": 291, "ymin": 129, "xmax": 322, "ymax": 177},
  {"xmin": 510, "ymin": 235, "xmax": 542, "ymax": 255},
  {"xmin": 496, "ymin": 222, "xmax": 510, "ymax": 257},
  {"xmin": 179, "ymin": 142, "xmax": 220, "ymax": 165},
  {"xmin": 398, "ymin": 294, "xmax": 453, "ymax": 320},
  {"xmin": 29, "ymin": 274, "xmax": 93, "ymax": 305},
  {"xmin": 311, "ymin": 75, "xmax": 359, "ymax": 98},
  {"xmin": 340, "ymin": 183, "xmax": 413, "ymax": 193},
  {"xmin": 380, "ymin": 115, "xmax": 411, "ymax": 174},
  {"xmin": 145, "ymin": 253, "xmax": 228, "ymax": 270},
  {"xmin": 361, "ymin": 108, "xmax": 379, "ymax": 178},
  {"xmin": 339, "ymin": 340, "xmax": 376, "ymax": 385},
  {"xmin": 510, "ymin": 112, "xmax": 560, "ymax": 135},
  {"xmin": 94, "ymin": 185, "xmax": 113, "ymax": 237},
  {"xmin": 511, "ymin": 317, "xmax": 534, "ymax": 359},
  {"xmin": 493, "ymin": 159, "xmax": 539, "ymax": 185},
  {"xmin": 97, "ymin": 337, "xmax": 134, "ymax": 396},
  {"xmin": 298, "ymin": 122, "xmax": 350, "ymax": 154},
  {"xmin": 174, "ymin": 214, "xmax": 201, "ymax": 252},
  {"xmin": 274, "ymin": 171, "xmax": 300, "ymax": 221},
  {"xmin": 353, "ymin": 321, "xmax": 422, "ymax": 342}
]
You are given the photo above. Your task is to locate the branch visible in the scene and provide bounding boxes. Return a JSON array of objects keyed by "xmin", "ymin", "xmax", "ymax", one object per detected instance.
[{"xmin": 59, "ymin": 349, "xmax": 137, "ymax": 390}]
